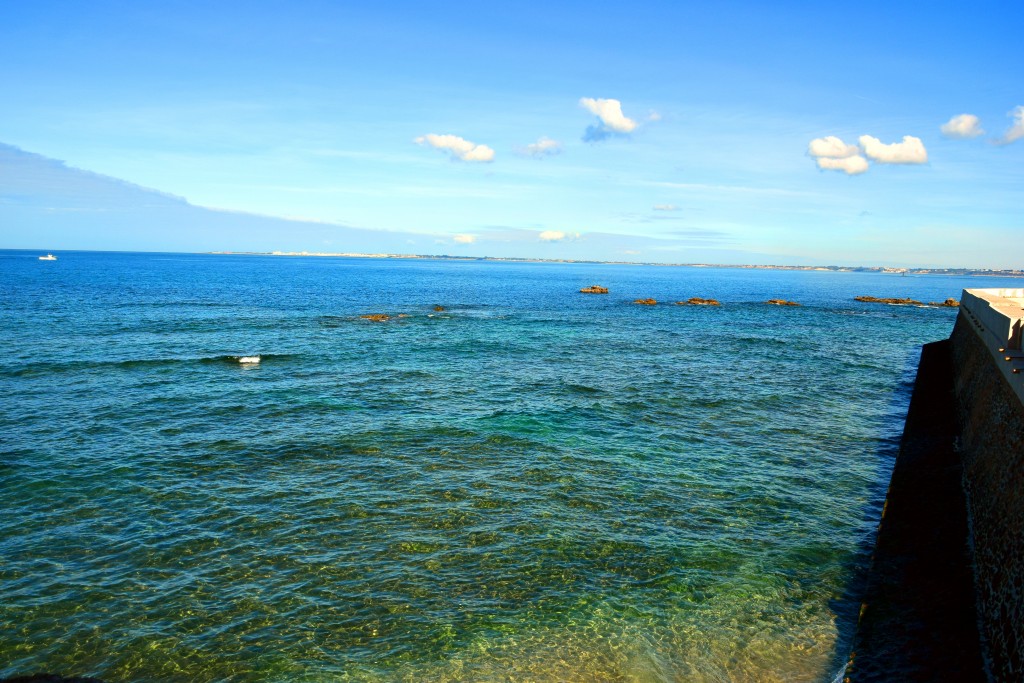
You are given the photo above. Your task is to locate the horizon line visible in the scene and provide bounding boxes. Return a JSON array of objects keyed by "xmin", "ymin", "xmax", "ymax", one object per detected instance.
[{"xmin": 4, "ymin": 247, "xmax": 1023, "ymax": 277}]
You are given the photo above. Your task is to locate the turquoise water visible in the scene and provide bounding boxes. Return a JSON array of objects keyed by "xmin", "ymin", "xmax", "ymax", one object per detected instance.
[{"xmin": 1, "ymin": 251, "xmax": 1009, "ymax": 681}]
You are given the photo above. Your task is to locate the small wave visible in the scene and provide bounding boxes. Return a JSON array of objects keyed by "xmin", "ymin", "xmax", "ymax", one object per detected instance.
[
  {"xmin": 200, "ymin": 353, "xmax": 294, "ymax": 365},
  {"xmin": 3, "ymin": 353, "xmax": 295, "ymax": 376},
  {"xmin": 317, "ymin": 315, "xmax": 349, "ymax": 327},
  {"xmin": 731, "ymin": 335, "xmax": 792, "ymax": 347},
  {"xmin": 2, "ymin": 357, "xmax": 180, "ymax": 377},
  {"xmin": 119, "ymin": 300, "xmax": 242, "ymax": 308},
  {"xmin": 562, "ymin": 382, "xmax": 603, "ymax": 395},
  {"xmin": 319, "ymin": 313, "xmax": 426, "ymax": 326}
]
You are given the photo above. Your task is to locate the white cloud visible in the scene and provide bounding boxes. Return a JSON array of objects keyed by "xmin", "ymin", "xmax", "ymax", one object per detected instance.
[
  {"xmin": 808, "ymin": 135, "xmax": 868, "ymax": 175},
  {"xmin": 580, "ymin": 97, "xmax": 638, "ymax": 141},
  {"xmin": 816, "ymin": 155, "xmax": 869, "ymax": 175},
  {"xmin": 539, "ymin": 230, "xmax": 582, "ymax": 242},
  {"xmin": 453, "ymin": 234, "xmax": 477, "ymax": 244},
  {"xmin": 1000, "ymin": 106, "xmax": 1024, "ymax": 144},
  {"xmin": 522, "ymin": 137, "xmax": 562, "ymax": 158},
  {"xmin": 808, "ymin": 136, "xmax": 861, "ymax": 159},
  {"xmin": 415, "ymin": 134, "xmax": 495, "ymax": 162},
  {"xmin": 580, "ymin": 98, "xmax": 637, "ymax": 133},
  {"xmin": 652, "ymin": 204, "xmax": 680, "ymax": 211},
  {"xmin": 858, "ymin": 135, "xmax": 928, "ymax": 164},
  {"xmin": 941, "ymin": 114, "xmax": 984, "ymax": 139}
]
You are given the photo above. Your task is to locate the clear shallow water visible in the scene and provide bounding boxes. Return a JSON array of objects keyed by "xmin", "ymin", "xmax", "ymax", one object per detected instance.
[{"xmin": 1, "ymin": 251, "xmax": 1012, "ymax": 682}]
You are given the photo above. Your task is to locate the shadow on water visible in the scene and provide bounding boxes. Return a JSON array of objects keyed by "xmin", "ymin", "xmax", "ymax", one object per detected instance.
[{"xmin": 822, "ymin": 359, "xmax": 918, "ymax": 681}]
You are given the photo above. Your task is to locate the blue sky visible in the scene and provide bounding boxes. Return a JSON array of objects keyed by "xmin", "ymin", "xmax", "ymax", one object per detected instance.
[{"xmin": 1, "ymin": 0, "xmax": 1021, "ymax": 267}]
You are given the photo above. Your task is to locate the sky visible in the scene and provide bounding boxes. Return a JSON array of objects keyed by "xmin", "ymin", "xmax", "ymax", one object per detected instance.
[{"xmin": 1, "ymin": 0, "xmax": 1022, "ymax": 267}]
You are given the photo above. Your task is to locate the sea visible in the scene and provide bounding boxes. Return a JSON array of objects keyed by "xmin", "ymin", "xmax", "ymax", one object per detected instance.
[{"xmin": 1, "ymin": 250, "xmax": 1017, "ymax": 682}]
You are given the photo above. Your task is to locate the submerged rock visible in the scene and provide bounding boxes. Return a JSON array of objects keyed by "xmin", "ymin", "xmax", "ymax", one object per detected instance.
[
  {"xmin": 766, "ymin": 299, "xmax": 801, "ymax": 306},
  {"xmin": 433, "ymin": 305, "xmax": 446, "ymax": 311},
  {"xmin": 360, "ymin": 314, "xmax": 391, "ymax": 322},
  {"xmin": 633, "ymin": 298, "xmax": 657, "ymax": 305},
  {"xmin": 855, "ymin": 296, "xmax": 924, "ymax": 306},
  {"xmin": 580, "ymin": 285, "xmax": 609, "ymax": 294},
  {"xmin": 678, "ymin": 297, "xmax": 720, "ymax": 306}
]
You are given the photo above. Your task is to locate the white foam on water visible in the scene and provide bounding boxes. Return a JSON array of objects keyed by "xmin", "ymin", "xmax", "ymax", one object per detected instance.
[{"xmin": 238, "ymin": 355, "xmax": 261, "ymax": 364}]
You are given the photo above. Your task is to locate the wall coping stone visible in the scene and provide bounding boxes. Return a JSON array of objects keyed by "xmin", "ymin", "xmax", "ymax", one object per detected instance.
[{"xmin": 960, "ymin": 288, "xmax": 1024, "ymax": 406}]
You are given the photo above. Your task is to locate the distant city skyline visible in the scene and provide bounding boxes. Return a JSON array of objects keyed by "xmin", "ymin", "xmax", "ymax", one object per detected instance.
[{"xmin": 1, "ymin": 1, "xmax": 1021, "ymax": 268}]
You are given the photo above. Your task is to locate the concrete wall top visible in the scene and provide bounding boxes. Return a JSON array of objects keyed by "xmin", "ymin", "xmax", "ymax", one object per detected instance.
[{"xmin": 960, "ymin": 288, "xmax": 1024, "ymax": 406}]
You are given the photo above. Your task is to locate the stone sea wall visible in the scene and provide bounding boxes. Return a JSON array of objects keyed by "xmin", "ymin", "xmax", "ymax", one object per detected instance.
[
  {"xmin": 846, "ymin": 288, "xmax": 1023, "ymax": 682},
  {"xmin": 951, "ymin": 289, "xmax": 1024, "ymax": 682}
]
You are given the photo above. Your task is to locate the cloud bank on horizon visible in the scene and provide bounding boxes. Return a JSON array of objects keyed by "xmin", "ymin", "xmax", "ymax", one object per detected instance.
[{"xmin": 538, "ymin": 230, "xmax": 581, "ymax": 242}]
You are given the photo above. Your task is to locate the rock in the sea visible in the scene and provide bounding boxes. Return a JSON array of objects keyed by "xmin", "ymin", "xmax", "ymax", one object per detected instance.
[
  {"xmin": 854, "ymin": 296, "xmax": 924, "ymax": 306},
  {"xmin": 766, "ymin": 299, "xmax": 801, "ymax": 306},
  {"xmin": 360, "ymin": 314, "xmax": 391, "ymax": 322},
  {"xmin": 678, "ymin": 297, "xmax": 720, "ymax": 306},
  {"xmin": 633, "ymin": 298, "xmax": 657, "ymax": 305},
  {"xmin": 580, "ymin": 285, "xmax": 609, "ymax": 294},
  {"xmin": 930, "ymin": 298, "xmax": 960, "ymax": 307},
  {"xmin": 433, "ymin": 305, "xmax": 446, "ymax": 311}
]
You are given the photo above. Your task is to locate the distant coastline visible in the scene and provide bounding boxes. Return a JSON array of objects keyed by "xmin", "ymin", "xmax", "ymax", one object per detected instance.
[{"xmin": 210, "ymin": 250, "xmax": 1024, "ymax": 279}]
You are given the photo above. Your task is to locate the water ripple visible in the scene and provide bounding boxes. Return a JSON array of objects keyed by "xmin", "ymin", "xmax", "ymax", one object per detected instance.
[{"xmin": 0, "ymin": 253, "xmax": 974, "ymax": 681}]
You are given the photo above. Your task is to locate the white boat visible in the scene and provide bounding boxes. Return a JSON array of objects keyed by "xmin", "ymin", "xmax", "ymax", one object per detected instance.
[{"xmin": 39, "ymin": 254, "xmax": 57, "ymax": 261}]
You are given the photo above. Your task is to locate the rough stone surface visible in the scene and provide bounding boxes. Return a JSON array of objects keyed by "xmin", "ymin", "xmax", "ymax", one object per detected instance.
[
  {"xmin": 854, "ymin": 295, "xmax": 924, "ymax": 306},
  {"xmin": 853, "ymin": 296, "xmax": 959, "ymax": 307},
  {"xmin": 950, "ymin": 313, "xmax": 1024, "ymax": 682},
  {"xmin": 677, "ymin": 297, "xmax": 720, "ymax": 306}
]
